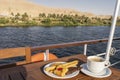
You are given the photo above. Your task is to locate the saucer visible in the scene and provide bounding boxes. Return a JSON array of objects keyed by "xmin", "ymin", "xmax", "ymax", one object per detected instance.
[{"xmin": 80, "ymin": 63, "xmax": 112, "ymax": 78}]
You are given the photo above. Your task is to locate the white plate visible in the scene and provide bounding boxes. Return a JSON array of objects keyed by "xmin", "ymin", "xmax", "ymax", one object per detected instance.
[
  {"xmin": 81, "ymin": 63, "xmax": 112, "ymax": 78},
  {"xmin": 43, "ymin": 62, "xmax": 79, "ymax": 79}
]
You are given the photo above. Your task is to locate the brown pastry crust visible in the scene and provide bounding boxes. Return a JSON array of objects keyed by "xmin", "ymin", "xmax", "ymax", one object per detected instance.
[{"xmin": 66, "ymin": 67, "xmax": 78, "ymax": 75}]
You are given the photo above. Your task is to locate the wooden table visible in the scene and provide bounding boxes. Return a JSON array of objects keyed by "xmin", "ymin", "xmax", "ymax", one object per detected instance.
[{"xmin": 0, "ymin": 54, "xmax": 120, "ymax": 80}]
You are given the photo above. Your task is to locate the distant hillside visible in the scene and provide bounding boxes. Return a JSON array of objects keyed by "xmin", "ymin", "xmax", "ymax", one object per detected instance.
[
  {"xmin": 1, "ymin": 0, "xmax": 120, "ymax": 27},
  {"xmin": 0, "ymin": 0, "xmax": 95, "ymax": 17}
]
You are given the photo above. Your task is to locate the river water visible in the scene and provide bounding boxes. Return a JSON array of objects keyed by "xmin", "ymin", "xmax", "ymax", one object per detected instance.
[{"xmin": 0, "ymin": 26, "xmax": 120, "ymax": 68}]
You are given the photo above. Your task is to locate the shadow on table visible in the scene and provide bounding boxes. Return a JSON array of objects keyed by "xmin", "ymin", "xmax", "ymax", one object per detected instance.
[{"xmin": 0, "ymin": 66, "xmax": 27, "ymax": 80}]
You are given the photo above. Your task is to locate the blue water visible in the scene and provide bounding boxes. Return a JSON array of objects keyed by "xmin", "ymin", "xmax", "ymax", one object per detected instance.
[{"xmin": 0, "ymin": 26, "xmax": 120, "ymax": 68}]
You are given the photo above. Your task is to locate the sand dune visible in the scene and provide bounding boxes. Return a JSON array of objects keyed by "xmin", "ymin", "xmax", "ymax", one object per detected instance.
[{"xmin": 0, "ymin": 0, "xmax": 95, "ymax": 17}]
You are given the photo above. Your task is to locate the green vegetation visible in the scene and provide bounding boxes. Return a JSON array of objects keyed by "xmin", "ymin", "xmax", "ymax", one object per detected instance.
[{"xmin": 0, "ymin": 12, "xmax": 120, "ymax": 27}]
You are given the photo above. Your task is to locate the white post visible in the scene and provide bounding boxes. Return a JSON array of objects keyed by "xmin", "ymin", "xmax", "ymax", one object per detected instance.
[
  {"xmin": 84, "ymin": 44, "xmax": 87, "ymax": 55},
  {"xmin": 105, "ymin": 0, "xmax": 120, "ymax": 61},
  {"xmin": 44, "ymin": 49, "xmax": 49, "ymax": 61}
]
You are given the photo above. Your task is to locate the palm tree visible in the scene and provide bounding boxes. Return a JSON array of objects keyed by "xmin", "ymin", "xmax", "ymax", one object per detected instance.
[
  {"xmin": 15, "ymin": 13, "xmax": 20, "ymax": 20},
  {"xmin": 21, "ymin": 12, "xmax": 29, "ymax": 22},
  {"xmin": 11, "ymin": 12, "xmax": 14, "ymax": 16}
]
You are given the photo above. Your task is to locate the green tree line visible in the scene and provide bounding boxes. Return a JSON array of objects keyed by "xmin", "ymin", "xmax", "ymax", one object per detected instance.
[{"xmin": 0, "ymin": 12, "xmax": 119, "ymax": 27}]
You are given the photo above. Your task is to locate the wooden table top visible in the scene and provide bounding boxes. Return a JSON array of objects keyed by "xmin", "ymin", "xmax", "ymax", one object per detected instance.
[{"xmin": 0, "ymin": 54, "xmax": 120, "ymax": 80}]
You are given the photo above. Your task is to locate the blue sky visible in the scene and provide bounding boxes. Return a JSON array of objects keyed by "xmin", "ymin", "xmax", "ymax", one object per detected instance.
[{"xmin": 30, "ymin": 0, "xmax": 117, "ymax": 15}]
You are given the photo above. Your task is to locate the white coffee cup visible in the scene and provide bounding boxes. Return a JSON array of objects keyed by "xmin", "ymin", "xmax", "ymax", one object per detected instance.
[{"xmin": 87, "ymin": 56, "xmax": 110, "ymax": 73}]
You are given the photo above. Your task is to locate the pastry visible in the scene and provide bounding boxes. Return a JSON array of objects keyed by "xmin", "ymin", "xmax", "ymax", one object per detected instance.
[
  {"xmin": 45, "ymin": 60, "xmax": 79, "ymax": 77},
  {"xmin": 45, "ymin": 65, "xmax": 56, "ymax": 72},
  {"xmin": 66, "ymin": 67, "xmax": 78, "ymax": 75},
  {"xmin": 57, "ymin": 60, "xmax": 78, "ymax": 69},
  {"xmin": 61, "ymin": 68, "xmax": 68, "ymax": 77}
]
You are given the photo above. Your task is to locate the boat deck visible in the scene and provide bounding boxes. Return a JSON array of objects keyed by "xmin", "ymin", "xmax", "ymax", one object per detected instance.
[{"xmin": 0, "ymin": 54, "xmax": 120, "ymax": 80}]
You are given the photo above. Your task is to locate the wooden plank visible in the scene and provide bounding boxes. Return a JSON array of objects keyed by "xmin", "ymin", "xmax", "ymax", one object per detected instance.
[
  {"xmin": 0, "ymin": 47, "xmax": 26, "ymax": 59},
  {"xmin": 25, "ymin": 47, "xmax": 31, "ymax": 63},
  {"xmin": 31, "ymin": 37, "xmax": 120, "ymax": 51},
  {"xmin": 0, "ymin": 47, "xmax": 31, "ymax": 67},
  {"xmin": 0, "ymin": 61, "xmax": 27, "ymax": 69},
  {"xmin": 0, "ymin": 66, "xmax": 27, "ymax": 80},
  {"xmin": 16, "ymin": 61, "xmax": 27, "ymax": 65}
]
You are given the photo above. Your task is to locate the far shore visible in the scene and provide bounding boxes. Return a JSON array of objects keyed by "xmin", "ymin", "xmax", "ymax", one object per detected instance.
[
  {"xmin": 0, "ymin": 23, "xmax": 113, "ymax": 27},
  {"xmin": 0, "ymin": 12, "xmax": 120, "ymax": 27}
]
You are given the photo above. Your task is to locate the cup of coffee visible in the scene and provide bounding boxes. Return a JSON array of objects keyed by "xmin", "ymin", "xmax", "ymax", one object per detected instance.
[{"xmin": 87, "ymin": 56, "xmax": 110, "ymax": 73}]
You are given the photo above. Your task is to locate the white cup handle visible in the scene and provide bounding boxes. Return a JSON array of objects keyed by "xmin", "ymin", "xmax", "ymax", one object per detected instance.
[{"xmin": 105, "ymin": 61, "xmax": 111, "ymax": 68}]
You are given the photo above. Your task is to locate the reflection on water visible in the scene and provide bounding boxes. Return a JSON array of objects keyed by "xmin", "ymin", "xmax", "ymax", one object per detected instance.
[{"xmin": 0, "ymin": 26, "xmax": 120, "ymax": 68}]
